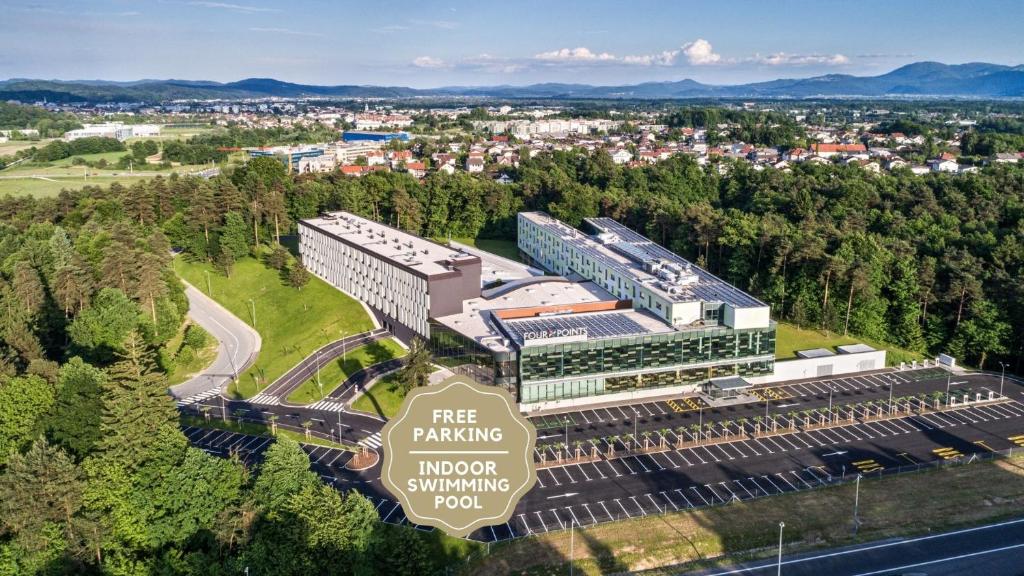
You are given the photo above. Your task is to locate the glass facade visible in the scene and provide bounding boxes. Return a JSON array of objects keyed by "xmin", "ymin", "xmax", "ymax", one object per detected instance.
[
  {"xmin": 427, "ymin": 321, "xmax": 518, "ymax": 397},
  {"xmin": 431, "ymin": 320, "xmax": 776, "ymax": 404},
  {"xmin": 519, "ymin": 325, "xmax": 775, "ymax": 383}
]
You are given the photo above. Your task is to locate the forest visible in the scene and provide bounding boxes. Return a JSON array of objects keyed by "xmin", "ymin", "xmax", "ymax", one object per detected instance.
[{"xmin": 0, "ymin": 143, "xmax": 1021, "ymax": 573}]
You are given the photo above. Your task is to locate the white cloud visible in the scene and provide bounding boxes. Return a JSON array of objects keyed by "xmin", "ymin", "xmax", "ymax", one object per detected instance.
[
  {"xmin": 534, "ymin": 47, "xmax": 616, "ymax": 62},
  {"xmin": 188, "ymin": 1, "xmax": 280, "ymax": 13},
  {"xmin": 249, "ymin": 27, "xmax": 324, "ymax": 38},
  {"xmin": 681, "ymin": 39, "xmax": 721, "ymax": 65},
  {"xmin": 755, "ymin": 52, "xmax": 849, "ymax": 66},
  {"xmin": 622, "ymin": 50, "xmax": 679, "ymax": 66},
  {"xmin": 411, "ymin": 19, "xmax": 459, "ymax": 29},
  {"xmin": 412, "ymin": 56, "xmax": 448, "ymax": 69},
  {"xmin": 371, "ymin": 24, "xmax": 410, "ymax": 33}
]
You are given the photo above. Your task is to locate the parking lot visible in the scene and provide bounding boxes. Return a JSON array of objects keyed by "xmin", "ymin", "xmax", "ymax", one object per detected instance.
[{"xmin": 182, "ymin": 367, "xmax": 1024, "ymax": 544}]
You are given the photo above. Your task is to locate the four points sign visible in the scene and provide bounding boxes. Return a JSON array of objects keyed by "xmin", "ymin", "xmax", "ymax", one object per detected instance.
[{"xmin": 380, "ymin": 376, "xmax": 537, "ymax": 538}]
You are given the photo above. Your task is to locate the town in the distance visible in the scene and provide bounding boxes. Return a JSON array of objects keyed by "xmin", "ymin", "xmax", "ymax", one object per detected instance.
[{"xmin": 2, "ymin": 3, "xmax": 1024, "ymax": 575}]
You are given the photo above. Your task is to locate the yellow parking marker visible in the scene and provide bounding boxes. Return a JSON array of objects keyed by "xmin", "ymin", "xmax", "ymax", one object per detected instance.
[
  {"xmin": 973, "ymin": 440, "xmax": 996, "ymax": 452},
  {"xmin": 666, "ymin": 399, "xmax": 688, "ymax": 413},
  {"xmin": 682, "ymin": 397, "xmax": 704, "ymax": 411},
  {"xmin": 1009, "ymin": 434, "xmax": 1024, "ymax": 447},
  {"xmin": 932, "ymin": 447, "xmax": 963, "ymax": 460},
  {"xmin": 750, "ymin": 389, "xmax": 767, "ymax": 401},
  {"xmin": 852, "ymin": 459, "xmax": 884, "ymax": 473}
]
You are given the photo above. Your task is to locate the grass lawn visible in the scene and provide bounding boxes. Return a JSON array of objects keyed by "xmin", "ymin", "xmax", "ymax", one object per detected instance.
[
  {"xmin": 449, "ymin": 236, "xmax": 521, "ymax": 261},
  {"xmin": 775, "ymin": 322, "xmax": 925, "ymax": 367},
  {"xmin": 179, "ymin": 414, "xmax": 353, "ymax": 450},
  {"xmin": 165, "ymin": 321, "xmax": 219, "ymax": 386},
  {"xmin": 0, "ymin": 175, "xmax": 154, "ymax": 198},
  {"xmin": 173, "ymin": 256, "xmax": 374, "ymax": 399},
  {"xmin": 286, "ymin": 338, "xmax": 406, "ymax": 404},
  {"xmin": 0, "ymin": 139, "xmax": 52, "ymax": 155},
  {"xmin": 472, "ymin": 453, "xmax": 1024, "ymax": 576},
  {"xmin": 351, "ymin": 373, "xmax": 408, "ymax": 419}
]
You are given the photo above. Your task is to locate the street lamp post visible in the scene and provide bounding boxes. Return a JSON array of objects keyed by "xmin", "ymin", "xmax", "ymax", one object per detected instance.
[
  {"xmin": 999, "ymin": 361, "xmax": 1007, "ymax": 398},
  {"xmin": 945, "ymin": 371, "xmax": 952, "ymax": 406},
  {"xmin": 828, "ymin": 386, "xmax": 834, "ymax": 422},
  {"xmin": 204, "ymin": 269, "xmax": 212, "ymax": 295},
  {"xmin": 564, "ymin": 417, "xmax": 569, "ymax": 452},
  {"xmin": 888, "ymin": 377, "xmax": 895, "ymax": 414},
  {"xmin": 777, "ymin": 521, "xmax": 785, "ymax": 576},
  {"xmin": 248, "ymin": 298, "xmax": 257, "ymax": 328},
  {"xmin": 633, "ymin": 407, "xmax": 639, "ymax": 440},
  {"xmin": 853, "ymin": 474, "xmax": 862, "ymax": 534}
]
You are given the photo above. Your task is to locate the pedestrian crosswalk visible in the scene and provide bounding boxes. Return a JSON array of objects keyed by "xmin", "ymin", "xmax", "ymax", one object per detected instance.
[
  {"xmin": 176, "ymin": 388, "xmax": 221, "ymax": 407},
  {"xmin": 249, "ymin": 393, "xmax": 281, "ymax": 406},
  {"xmin": 308, "ymin": 399, "xmax": 346, "ymax": 412},
  {"xmin": 360, "ymin": 432, "xmax": 382, "ymax": 449}
]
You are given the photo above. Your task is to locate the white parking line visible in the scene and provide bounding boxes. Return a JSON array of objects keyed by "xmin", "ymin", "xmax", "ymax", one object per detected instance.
[
  {"xmin": 674, "ymin": 488, "xmax": 695, "ymax": 508},
  {"xmin": 775, "ymin": 472, "xmax": 798, "ymax": 491},
  {"xmin": 690, "ymin": 486, "xmax": 711, "ymax": 506},
  {"xmin": 614, "ymin": 498, "xmax": 632, "ymax": 518},
  {"xmin": 733, "ymin": 479, "xmax": 755, "ymax": 499},
  {"xmin": 790, "ymin": 470, "xmax": 814, "ymax": 489}
]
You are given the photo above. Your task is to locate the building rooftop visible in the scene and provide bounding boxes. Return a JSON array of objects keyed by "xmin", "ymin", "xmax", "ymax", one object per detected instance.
[
  {"xmin": 434, "ymin": 280, "xmax": 630, "ymax": 353},
  {"xmin": 796, "ymin": 348, "xmax": 836, "ymax": 359},
  {"xmin": 497, "ymin": 308, "xmax": 674, "ymax": 346},
  {"xmin": 300, "ymin": 211, "xmax": 479, "ymax": 277},
  {"xmin": 837, "ymin": 343, "xmax": 877, "ymax": 354},
  {"xmin": 519, "ymin": 212, "xmax": 766, "ymax": 309}
]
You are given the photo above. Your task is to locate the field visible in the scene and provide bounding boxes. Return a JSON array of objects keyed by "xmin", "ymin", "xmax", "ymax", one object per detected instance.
[
  {"xmin": 470, "ymin": 453, "xmax": 1024, "ymax": 575},
  {"xmin": 0, "ymin": 139, "xmax": 236, "ymax": 198},
  {"xmin": 165, "ymin": 321, "xmax": 219, "ymax": 386},
  {"xmin": 0, "ymin": 175, "xmax": 154, "ymax": 198},
  {"xmin": 351, "ymin": 373, "xmax": 407, "ymax": 419},
  {"xmin": 775, "ymin": 322, "xmax": 925, "ymax": 366},
  {"xmin": 286, "ymin": 338, "xmax": 406, "ymax": 404},
  {"xmin": 450, "ymin": 236, "xmax": 521, "ymax": 261},
  {"xmin": 0, "ymin": 139, "xmax": 52, "ymax": 155},
  {"xmin": 173, "ymin": 256, "xmax": 374, "ymax": 399}
]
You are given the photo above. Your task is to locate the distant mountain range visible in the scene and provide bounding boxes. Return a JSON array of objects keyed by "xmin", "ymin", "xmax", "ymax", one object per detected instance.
[{"xmin": 3, "ymin": 62, "xmax": 1023, "ymax": 103}]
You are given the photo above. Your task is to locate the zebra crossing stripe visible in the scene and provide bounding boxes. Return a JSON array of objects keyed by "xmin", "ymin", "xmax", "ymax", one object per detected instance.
[
  {"xmin": 308, "ymin": 400, "xmax": 346, "ymax": 412},
  {"xmin": 249, "ymin": 394, "xmax": 281, "ymax": 406},
  {"xmin": 360, "ymin": 432, "xmax": 382, "ymax": 449},
  {"xmin": 177, "ymin": 388, "xmax": 221, "ymax": 406}
]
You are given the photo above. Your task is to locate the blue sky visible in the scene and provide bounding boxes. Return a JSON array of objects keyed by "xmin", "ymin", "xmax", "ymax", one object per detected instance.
[{"xmin": 2, "ymin": 0, "xmax": 1023, "ymax": 87}]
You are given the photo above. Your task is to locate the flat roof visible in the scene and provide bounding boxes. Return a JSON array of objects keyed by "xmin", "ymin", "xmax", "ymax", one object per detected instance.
[
  {"xmin": 300, "ymin": 211, "xmax": 479, "ymax": 277},
  {"xmin": 796, "ymin": 348, "xmax": 836, "ymax": 359},
  {"xmin": 498, "ymin": 308, "xmax": 675, "ymax": 346},
  {"xmin": 709, "ymin": 376, "xmax": 751, "ymax": 390},
  {"xmin": 433, "ymin": 280, "xmax": 617, "ymax": 353},
  {"xmin": 837, "ymin": 343, "xmax": 877, "ymax": 354},
  {"xmin": 520, "ymin": 212, "xmax": 766, "ymax": 309}
]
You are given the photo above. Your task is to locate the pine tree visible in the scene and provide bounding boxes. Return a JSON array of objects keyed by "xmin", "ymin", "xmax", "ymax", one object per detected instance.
[
  {"xmin": 287, "ymin": 261, "xmax": 310, "ymax": 289},
  {"xmin": 133, "ymin": 252, "xmax": 167, "ymax": 326},
  {"xmin": 11, "ymin": 261, "xmax": 44, "ymax": 315},
  {"xmin": 399, "ymin": 337, "xmax": 433, "ymax": 393},
  {"xmin": 95, "ymin": 331, "xmax": 179, "ymax": 467},
  {"xmin": 0, "ymin": 438, "xmax": 83, "ymax": 573}
]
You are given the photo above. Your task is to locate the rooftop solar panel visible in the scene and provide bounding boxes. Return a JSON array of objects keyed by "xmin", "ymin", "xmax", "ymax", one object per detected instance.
[{"xmin": 500, "ymin": 311, "xmax": 649, "ymax": 343}]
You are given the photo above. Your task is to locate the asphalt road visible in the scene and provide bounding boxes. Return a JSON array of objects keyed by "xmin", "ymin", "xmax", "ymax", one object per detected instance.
[
  {"xmin": 687, "ymin": 516, "xmax": 1024, "ymax": 576},
  {"xmin": 258, "ymin": 327, "xmax": 389, "ymax": 398},
  {"xmin": 169, "ymin": 282, "xmax": 261, "ymax": 402}
]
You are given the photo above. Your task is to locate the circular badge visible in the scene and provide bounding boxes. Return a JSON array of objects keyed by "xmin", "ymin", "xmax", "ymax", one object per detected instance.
[{"xmin": 380, "ymin": 376, "xmax": 537, "ymax": 537}]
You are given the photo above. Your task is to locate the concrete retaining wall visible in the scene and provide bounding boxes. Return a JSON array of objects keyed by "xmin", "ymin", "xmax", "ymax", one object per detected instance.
[{"xmin": 745, "ymin": 350, "xmax": 888, "ymax": 385}]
